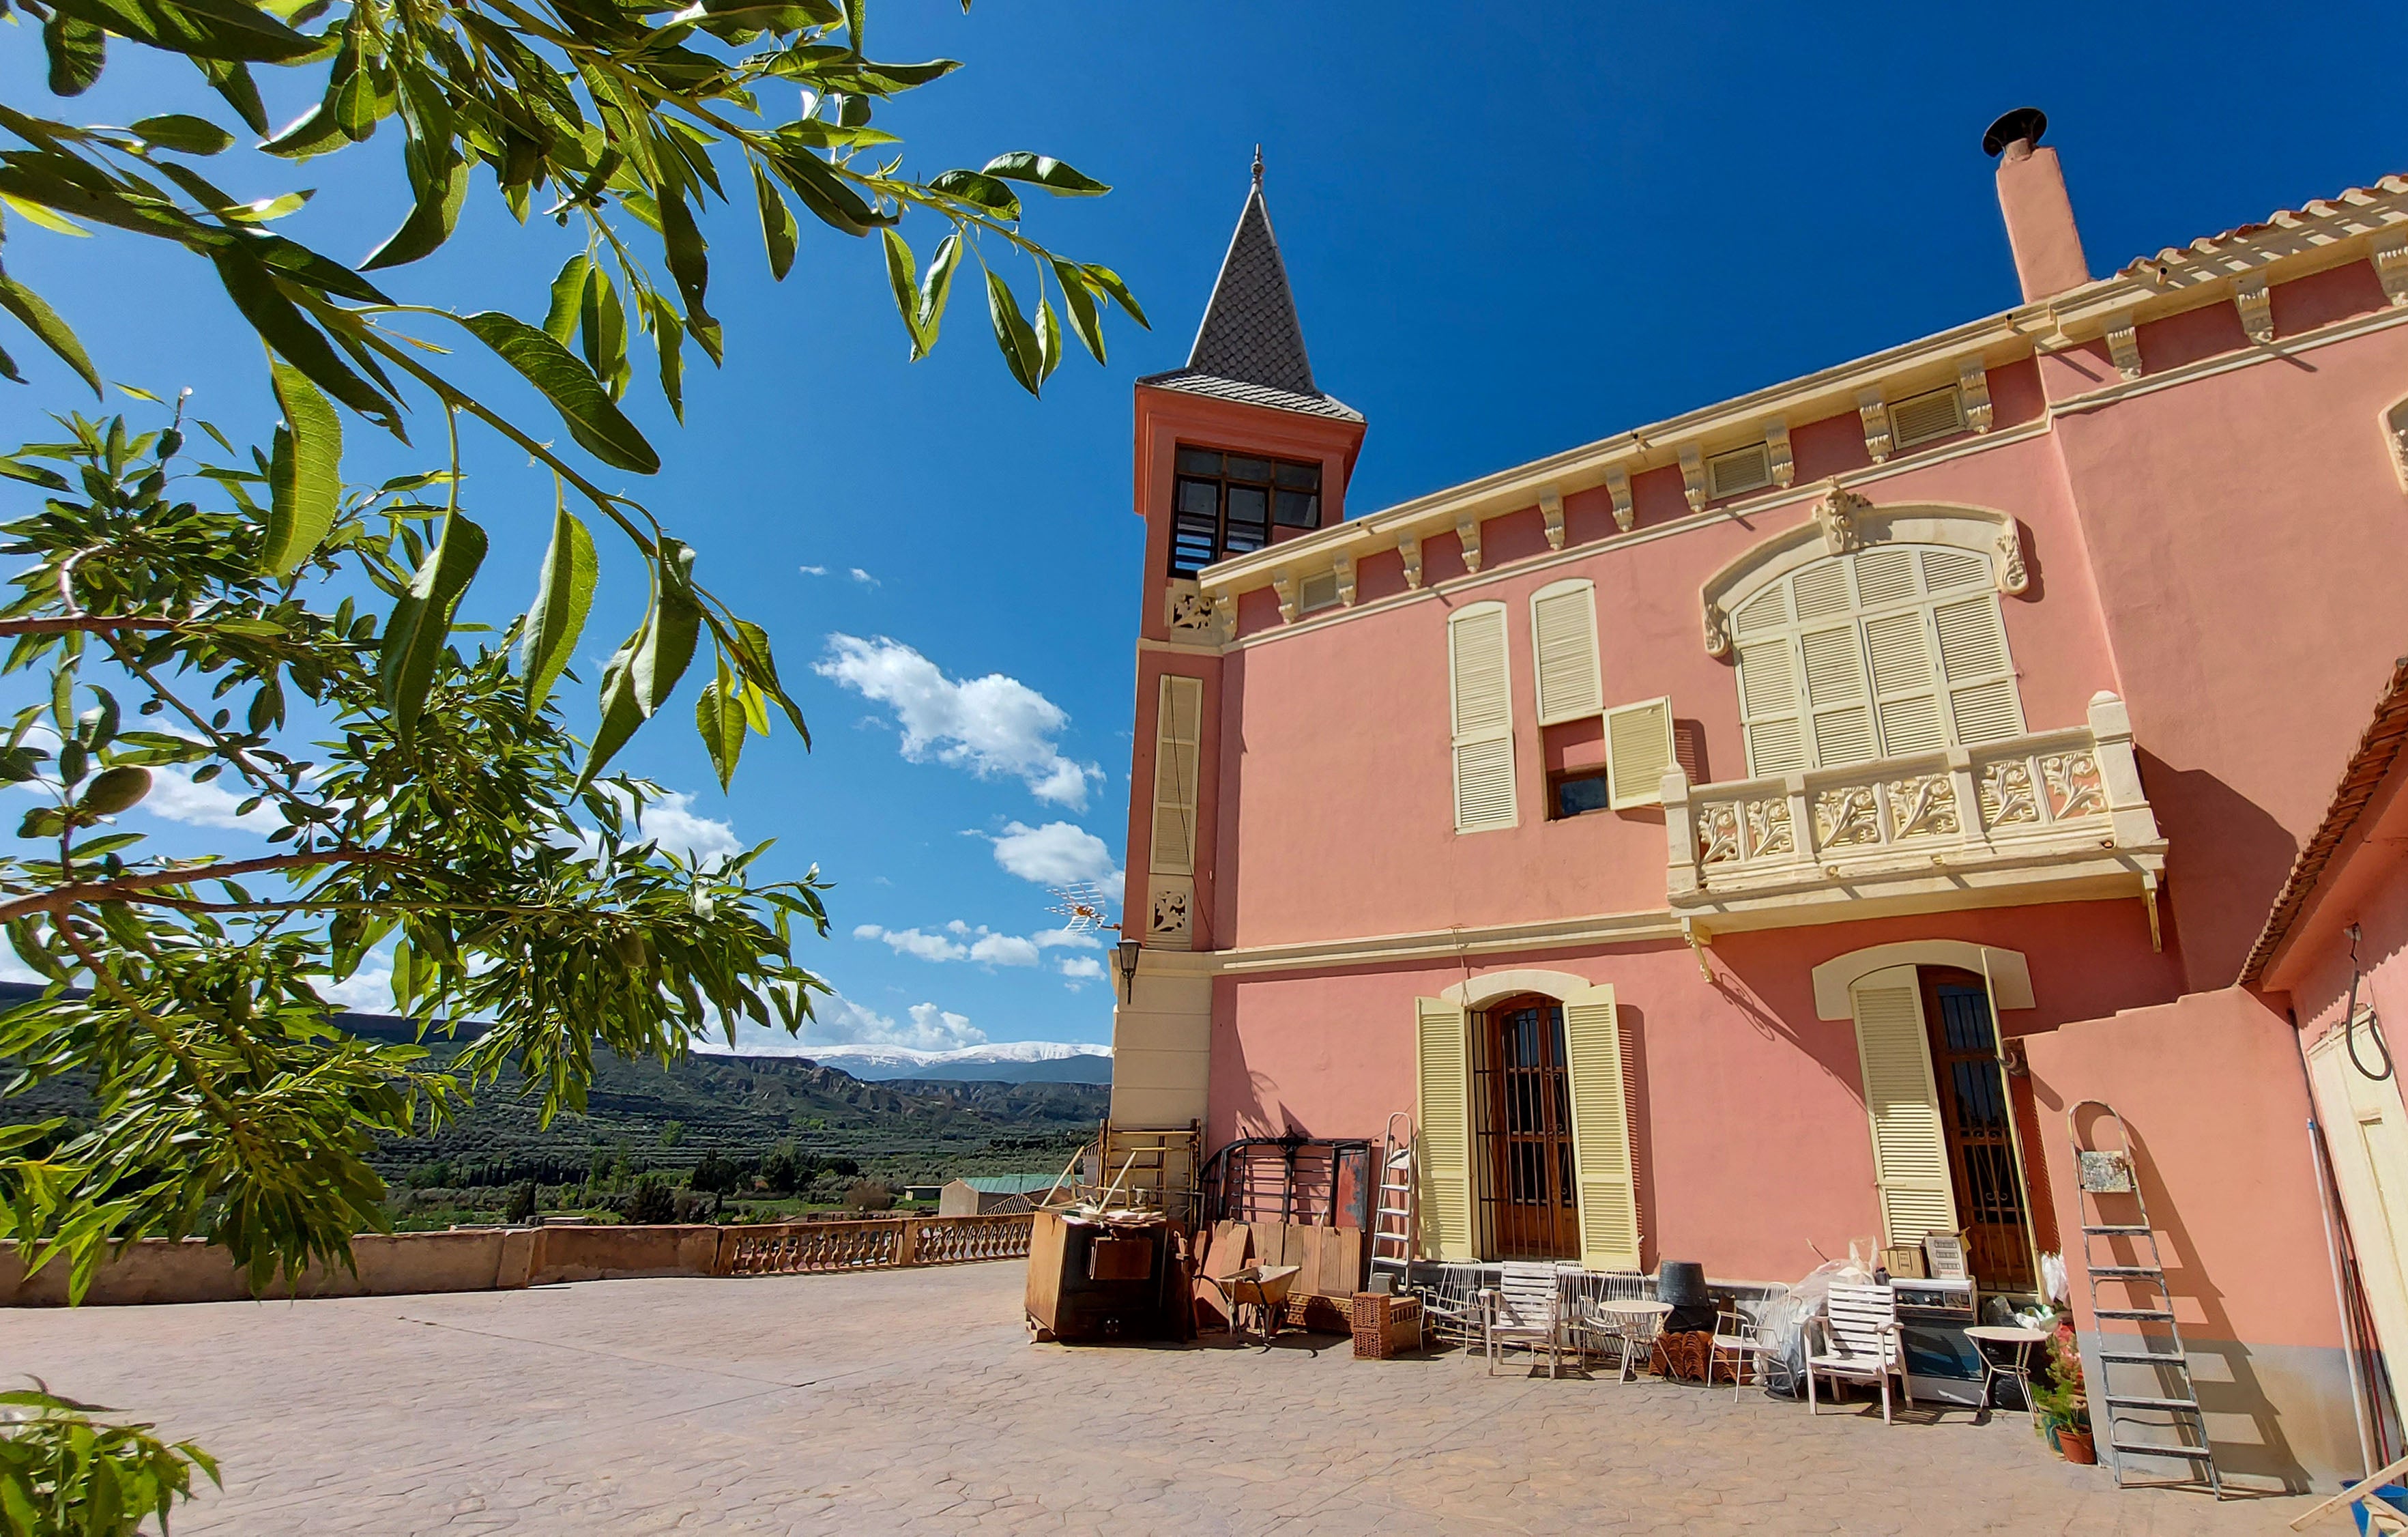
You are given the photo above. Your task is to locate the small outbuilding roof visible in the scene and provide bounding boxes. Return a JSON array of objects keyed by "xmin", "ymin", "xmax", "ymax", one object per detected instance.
[{"xmin": 952, "ymin": 1175, "xmax": 1067, "ymax": 1195}]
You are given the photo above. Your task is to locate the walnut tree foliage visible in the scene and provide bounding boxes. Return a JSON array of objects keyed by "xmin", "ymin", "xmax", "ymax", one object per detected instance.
[{"xmin": 0, "ymin": 0, "xmax": 1134, "ymax": 1324}]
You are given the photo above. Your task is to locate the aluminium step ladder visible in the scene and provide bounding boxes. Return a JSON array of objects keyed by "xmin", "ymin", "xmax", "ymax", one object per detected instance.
[
  {"xmin": 1369, "ymin": 1111, "xmax": 1417, "ymax": 1292},
  {"xmin": 2069, "ymin": 1100, "xmax": 2224, "ymax": 1497}
]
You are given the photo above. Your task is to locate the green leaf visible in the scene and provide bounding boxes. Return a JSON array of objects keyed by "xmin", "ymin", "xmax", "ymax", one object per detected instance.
[
  {"xmin": 1035, "ymin": 295, "xmax": 1061, "ymax": 384},
  {"xmin": 633, "ymin": 538, "xmax": 701, "ymax": 715},
  {"xmin": 579, "ymin": 264, "xmax": 628, "ymax": 401},
  {"xmin": 360, "ymin": 141, "xmax": 467, "ymax": 269},
  {"xmin": 520, "ymin": 489, "xmax": 595, "ymax": 717},
  {"xmin": 205, "ymin": 244, "xmax": 405, "ymax": 434},
  {"xmin": 696, "ymin": 670, "xmax": 746, "ymax": 792},
  {"xmin": 642, "ymin": 290, "xmax": 684, "ymax": 422},
  {"xmin": 48, "ymin": 0, "xmax": 319, "ymax": 63},
  {"xmin": 455, "ymin": 312, "xmax": 660, "ymax": 474},
  {"xmin": 1050, "ymin": 256, "xmax": 1105, "ymax": 363},
  {"xmin": 751, "ymin": 162, "xmax": 798, "ymax": 281},
  {"xmin": 927, "ymin": 169, "xmax": 1019, "ymax": 220},
  {"xmin": 580, "ymin": 639, "xmax": 645, "ymax": 793},
  {"xmin": 131, "ymin": 113, "xmax": 234, "ymax": 155},
  {"xmin": 199, "ymin": 57, "xmax": 270, "ymax": 137},
  {"xmin": 767, "ymin": 144, "xmax": 879, "ymax": 237},
  {"xmin": 728, "ymin": 617, "xmax": 807, "ymax": 741},
  {"xmin": 377, "ymin": 511, "xmax": 487, "ymax": 745},
  {"xmin": 0, "ymin": 194, "xmax": 90, "ymax": 238},
  {"xmin": 983, "ymin": 269, "xmax": 1041, "ymax": 396},
  {"xmin": 261, "ymin": 357, "xmax": 342, "ymax": 575},
  {"xmin": 259, "ymin": 102, "xmax": 348, "ymax": 160},
  {"xmin": 42, "ymin": 12, "xmax": 106, "ymax": 96},
  {"xmin": 981, "ymin": 151, "xmax": 1109, "ymax": 197},
  {"xmin": 1083, "ymin": 263, "xmax": 1150, "ymax": 330},
  {"xmin": 880, "ymin": 229, "xmax": 921, "ymax": 356},
  {"xmin": 655, "ymin": 186, "xmax": 713, "ymax": 331},
  {"xmin": 916, "ymin": 232, "xmax": 962, "ymax": 353},
  {"xmin": 0, "ymin": 272, "xmax": 101, "ymax": 397},
  {"xmin": 543, "ymin": 255, "xmax": 590, "ymax": 346}
]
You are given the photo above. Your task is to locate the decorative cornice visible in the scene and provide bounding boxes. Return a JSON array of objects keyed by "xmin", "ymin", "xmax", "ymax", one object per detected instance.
[
  {"xmin": 1606, "ymin": 465, "xmax": 1634, "ymax": 532},
  {"xmin": 1455, "ymin": 513, "xmax": 1483, "ymax": 573},
  {"xmin": 1855, "ymin": 390, "xmax": 1892, "ymax": 464},
  {"xmin": 1146, "ymin": 906, "xmax": 1687, "ymax": 977},
  {"xmin": 1679, "ymin": 444, "xmax": 1707, "ymax": 511},
  {"xmin": 1333, "ymin": 551, "xmax": 1358, "ymax": 607},
  {"xmin": 1816, "ymin": 480, "xmax": 1867, "ymax": 555},
  {"xmin": 1540, "ymin": 485, "xmax": 1565, "ymax": 551},
  {"xmin": 1270, "ymin": 569, "xmax": 1298, "ymax": 624},
  {"xmin": 1765, "ymin": 418, "xmax": 1795, "ymax": 487},
  {"xmin": 2104, "ymin": 310, "xmax": 2143, "ymax": 379},
  {"xmin": 2235, "ymin": 274, "xmax": 2274, "ymax": 345},
  {"xmin": 2376, "ymin": 233, "xmax": 2408, "ymax": 307},
  {"xmin": 1397, "ymin": 531, "xmax": 1423, "ymax": 590}
]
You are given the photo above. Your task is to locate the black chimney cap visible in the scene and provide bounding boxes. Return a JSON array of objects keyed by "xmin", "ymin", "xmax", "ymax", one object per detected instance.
[{"xmin": 1983, "ymin": 107, "xmax": 2048, "ymax": 158}]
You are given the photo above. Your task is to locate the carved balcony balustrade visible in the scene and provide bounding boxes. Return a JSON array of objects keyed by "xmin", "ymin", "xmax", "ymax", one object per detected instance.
[{"xmin": 1662, "ymin": 691, "xmax": 2166, "ymax": 940}]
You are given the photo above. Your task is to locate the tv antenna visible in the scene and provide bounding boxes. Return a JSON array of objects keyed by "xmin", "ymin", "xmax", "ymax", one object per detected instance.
[{"xmin": 1047, "ymin": 884, "xmax": 1123, "ymax": 934}]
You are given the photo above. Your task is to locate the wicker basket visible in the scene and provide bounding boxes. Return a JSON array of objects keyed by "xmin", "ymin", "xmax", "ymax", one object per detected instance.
[{"xmin": 1350, "ymin": 1292, "xmax": 1423, "ymax": 1359}]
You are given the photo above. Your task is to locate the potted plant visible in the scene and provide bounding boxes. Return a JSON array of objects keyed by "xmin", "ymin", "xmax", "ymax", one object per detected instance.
[{"xmin": 2030, "ymin": 1325, "xmax": 2096, "ymax": 1464}]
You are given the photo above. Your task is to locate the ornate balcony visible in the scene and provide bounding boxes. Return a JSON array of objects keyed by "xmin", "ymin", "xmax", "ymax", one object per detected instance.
[{"xmin": 1663, "ymin": 692, "xmax": 2166, "ymax": 941}]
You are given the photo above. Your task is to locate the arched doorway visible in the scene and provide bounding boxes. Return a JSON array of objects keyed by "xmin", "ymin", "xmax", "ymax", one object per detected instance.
[
  {"xmin": 1473, "ymin": 994, "xmax": 1580, "ymax": 1261},
  {"xmin": 1919, "ymin": 966, "xmax": 2036, "ymax": 1292}
]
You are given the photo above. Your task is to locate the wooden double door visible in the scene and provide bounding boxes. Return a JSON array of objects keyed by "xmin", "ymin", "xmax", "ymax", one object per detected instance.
[
  {"xmin": 1918, "ymin": 968, "xmax": 2035, "ymax": 1292},
  {"xmin": 1473, "ymin": 995, "xmax": 1581, "ymax": 1261}
]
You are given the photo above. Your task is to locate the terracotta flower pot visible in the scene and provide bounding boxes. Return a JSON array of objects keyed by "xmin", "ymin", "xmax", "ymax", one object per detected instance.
[{"xmin": 2057, "ymin": 1427, "xmax": 2097, "ymax": 1465}]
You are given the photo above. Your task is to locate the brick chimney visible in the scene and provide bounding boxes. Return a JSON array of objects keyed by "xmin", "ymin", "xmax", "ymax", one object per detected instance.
[{"xmin": 1984, "ymin": 108, "xmax": 2091, "ymax": 302}]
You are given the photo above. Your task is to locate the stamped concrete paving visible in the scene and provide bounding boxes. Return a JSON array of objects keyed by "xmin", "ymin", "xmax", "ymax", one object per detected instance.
[{"xmin": 0, "ymin": 1260, "xmax": 2308, "ymax": 1534}]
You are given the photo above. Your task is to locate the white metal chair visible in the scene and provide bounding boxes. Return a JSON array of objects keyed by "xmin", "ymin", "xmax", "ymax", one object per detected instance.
[
  {"xmin": 1805, "ymin": 1282, "xmax": 1912, "ymax": 1424},
  {"xmin": 1711, "ymin": 1303, "xmax": 1764, "ymax": 1400},
  {"xmin": 1415, "ymin": 1264, "xmax": 1481, "ymax": 1347},
  {"xmin": 1481, "ymin": 1261, "xmax": 1565, "ymax": 1377}
]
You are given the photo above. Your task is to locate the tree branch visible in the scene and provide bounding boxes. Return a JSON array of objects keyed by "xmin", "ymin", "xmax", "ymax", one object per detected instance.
[
  {"xmin": 0, "ymin": 616, "xmax": 184, "ymax": 638},
  {"xmin": 0, "ymin": 850, "xmax": 408, "ymax": 925}
]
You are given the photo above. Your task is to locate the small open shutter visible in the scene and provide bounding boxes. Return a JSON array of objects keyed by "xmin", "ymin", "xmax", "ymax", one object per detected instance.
[
  {"xmin": 1848, "ymin": 966, "xmax": 1958, "ymax": 1246},
  {"xmin": 1563, "ymin": 983, "xmax": 1641, "ymax": 1272},
  {"xmin": 1414, "ymin": 997, "xmax": 1476, "ymax": 1261},
  {"xmin": 1149, "ymin": 674, "xmax": 1202, "ymax": 875},
  {"xmin": 1604, "ymin": 697, "xmax": 1674, "ymax": 809},
  {"xmin": 1530, "ymin": 579, "xmax": 1601, "ymax": 725},
  {"xmin": 1448, "ymin": 603, "xmax": 1516, "ymax": 832}
]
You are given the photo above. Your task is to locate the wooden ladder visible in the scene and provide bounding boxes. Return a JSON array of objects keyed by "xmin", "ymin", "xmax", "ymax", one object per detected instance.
[
  {"xmin": 1098, "ymin": 1119, "xmax": 1203, "ymax": 1224},
  {"xmin": 1369, "ymin": 1110, "xmax": 1417, "ymax": 1291},
  {"xmin": 2070, "ymin": 1100, "xmax": 2224, "ymax": 1497}
]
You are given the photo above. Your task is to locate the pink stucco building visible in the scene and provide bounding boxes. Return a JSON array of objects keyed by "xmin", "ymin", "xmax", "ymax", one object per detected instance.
[{"xmin": 1108, "ymin": 112, "xmax": 2408, "ymax": 1491}]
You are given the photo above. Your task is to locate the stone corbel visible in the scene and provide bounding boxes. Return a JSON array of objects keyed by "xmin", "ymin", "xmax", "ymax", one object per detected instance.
[
  {"xmin": 2375, "ymin": 235, "xmax": 2408, "ymax": 308},
  {"xmin": 1765, "ymin": 418, "xmax": 1794, "ymax": 487},
  {"xmin": 2105, "ymin": 310, "xmax": 2143, "ymax": 380},
  {"xmin": 1540, "ymin": 486, "xmax": 1565, "ymax": 551},
  {"xmin": 1455, "ymin": 514, "xmax": 1483, "ymax": 574},
  {"xmin": 1679, "ymin": 444, "xmax": 1707, "ymax": 511},
  {"xmin": 1701, "ymin": 600, "xmax": 1730, "ymax": 659},
  {"xmin": 2235, "ymin": 275, "xmax": 2274, "ymax": 345},
  {"xmin": 1958, "ymin": 358, "xmax": 1994, "ymax": 433},
  {"xmin": 1855, "ymin": 390, "xmax": 1892, "ymax": 464},
  {"xmin": 1214, "ymin": 593, "xmax": 1239, "ymax": 644},
  {"xmin": 1815, "ymin": 480, "xmax": 1867, "ymax": 556},
  {"xmin": 1270, "ymin": 570, "xmax": 1299, "ymax": 624},
  {"xmin": 1994, "ymin": 521, "xmax": 2029, "ymax": 595},
  {"xmin": 1333, "ymin": 551, "xmax": 1359, "ymax": 607},
  {"xmin": 1605, "ymin": 465, "xmax": 1635, "ymax": 532},
  {"xmin": 1397, "ymin": 532, "xmax": 1423, "ymax": 590}
]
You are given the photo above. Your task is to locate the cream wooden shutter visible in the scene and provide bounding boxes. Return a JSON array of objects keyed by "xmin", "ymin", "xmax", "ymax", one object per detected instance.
[
  {"xmin": 1414, "ymin": 996, "xmax": 1475, "ymax": 1261},
  {"xmin": 1932, "ymin": 590, "xmax": 2025, "ymax": 745},
  {"xmin": 1604, "ymin": 697, "xmax": 1674, "ymax": 809},
  {"xmin": 1530, "ymin": 579, "xmax": 1601, "ymax": 725},
  {"xmin": 1149, "ymin": 674, "xmax": 1202, "ymax": 875},
  {"xmin": 1848, "ymin": 966, "xmax": 1958, "ymax": 1246},
  {"xmin": 1862, "ymin": 608, "xmax": 1945, "ymax": 756},
  {"xmin": 1448, "ymin": 603, "xmax": 1516, "ymax": 832},
  {"xmin": 1563, "ymin": 983, "xmax": 1641, "ymax": 1272},
  {"xmin": 1737, "ymin": 637, "xmax": 1805, "ymax": 776},
  {"xmin": 1800, "ymin": 623, "xmax": 1876, "ymax": 766}
]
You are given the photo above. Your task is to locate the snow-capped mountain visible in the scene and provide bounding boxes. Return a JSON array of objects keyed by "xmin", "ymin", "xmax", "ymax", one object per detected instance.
[{"xmin": 763, "ymin": 1041, "xmax": 1114, "ymax": 1084}]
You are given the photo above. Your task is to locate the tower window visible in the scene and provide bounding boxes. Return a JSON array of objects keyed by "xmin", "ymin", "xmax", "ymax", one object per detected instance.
[{"xmin": 1170, "ymin": 447, "xmax": 1323, "ymax": 575}]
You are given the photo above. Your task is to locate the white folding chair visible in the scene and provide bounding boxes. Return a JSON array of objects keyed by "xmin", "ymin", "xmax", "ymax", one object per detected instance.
[
  {"xmin": 1805, "ymin": 1282, "xmax": 1912, "ymax": 1424},
  {"xmin": 1712, "ymin": 1303, "xmax": 1764, "ymax": 1400},
  {"xmin": 1481, "ymin": 1261, "xmax": 1565, "ymax": 1377}
]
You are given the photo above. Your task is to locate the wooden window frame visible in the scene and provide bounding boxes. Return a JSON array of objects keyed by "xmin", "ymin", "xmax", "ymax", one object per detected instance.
[
  {"xmin": 1546, "ymin": 765, "xmax": 1613, "ymax": 821},
  {"xmin": 1168, "ymin": 445, "xmax": 1324, "ymax": 577}
]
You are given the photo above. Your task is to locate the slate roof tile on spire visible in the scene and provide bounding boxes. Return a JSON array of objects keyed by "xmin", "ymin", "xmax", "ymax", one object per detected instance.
[{"xmin": 1138, "ymin": 158, "xmax": 1362, "ymax": 424}]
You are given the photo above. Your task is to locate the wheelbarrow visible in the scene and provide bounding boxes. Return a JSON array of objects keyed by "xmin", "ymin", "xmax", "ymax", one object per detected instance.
[{"xmin": 1200, "ymin": 1264, "xmax": 1301, "ymax": 1349}]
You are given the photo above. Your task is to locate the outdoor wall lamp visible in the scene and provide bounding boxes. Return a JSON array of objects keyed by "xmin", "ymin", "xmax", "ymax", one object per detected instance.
[{"xmin": 1112, "ymin": 938, "xmax": 1143, "ymax": 1003}]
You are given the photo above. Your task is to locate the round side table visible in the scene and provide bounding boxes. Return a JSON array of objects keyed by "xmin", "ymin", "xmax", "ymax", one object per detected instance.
[{"xmin": 1966, "ymin": 1324, "xmax": 2050, "ymax": 1422}]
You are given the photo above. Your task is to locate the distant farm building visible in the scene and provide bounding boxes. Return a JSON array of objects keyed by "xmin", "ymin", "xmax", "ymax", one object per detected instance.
[{"xmin": 939, "ymin": 1175, "xmax": 1067, "ymax": 1216}]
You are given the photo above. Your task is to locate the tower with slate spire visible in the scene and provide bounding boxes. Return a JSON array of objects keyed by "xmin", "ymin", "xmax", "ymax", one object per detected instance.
[{"xmin": 1109, "ymin": 154, "xmax": 1364, "ymax": 1135}]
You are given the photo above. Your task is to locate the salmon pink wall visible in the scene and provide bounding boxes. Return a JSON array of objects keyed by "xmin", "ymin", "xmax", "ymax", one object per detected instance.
[
  {"xmin": 1211, "ymin": 432, "xmax": 2120, "ymax": 949},
  {"xmin": 1210, "ymin": 899, "xmax": 2171, "ymax": 1284},
  {"xmin": 2264, "ymin": 715, "xmax": 2408, "ymax": 1048},
  {"xmin": 2046, "ymin": 306, "xmax": 2408, "ymax": 991}
]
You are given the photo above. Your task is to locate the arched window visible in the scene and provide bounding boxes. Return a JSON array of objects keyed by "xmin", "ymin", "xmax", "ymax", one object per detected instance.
[{"xmin": 1728, "ymin": 543, "xmax": 2023, "ymax": 776}]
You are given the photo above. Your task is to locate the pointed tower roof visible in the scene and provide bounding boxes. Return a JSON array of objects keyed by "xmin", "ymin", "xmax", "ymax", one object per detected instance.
[{"xmin": 1138, "ymin": 156, "xmax": 1361, "ymax": 422}]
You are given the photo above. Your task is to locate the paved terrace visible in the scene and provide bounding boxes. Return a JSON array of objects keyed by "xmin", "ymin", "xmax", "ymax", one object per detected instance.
[{"xmin": 0, "ymin": 1261, "xmax": 2306, "ymax": 1534}]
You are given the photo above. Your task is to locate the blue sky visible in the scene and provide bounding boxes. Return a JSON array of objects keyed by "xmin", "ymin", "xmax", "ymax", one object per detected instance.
[{"xmin": 3, "ymin": 3, "xmax": 2403, "ymax": 1052}]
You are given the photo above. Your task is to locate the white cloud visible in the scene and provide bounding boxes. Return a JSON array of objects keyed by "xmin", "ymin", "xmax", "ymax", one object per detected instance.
[
  {"xmin": 805, "ymin": 994, "xmax": 986, "ymax": 1050},
  {"xmin": 989, "ymin": 820, "xmax": 1120, "ymax": 887},
  {"xmin": 815, "ymin": 635, "xmax": 1099, "ymax": 808},
  {"xmin": 798, "ymin": 564, "xmax": 828, "ymax": 577},
  {"xmin": 321, "ymin": 956, "xmax": 396, "ymax": 1014},
  {"xmin": 1058, "ymin": 956, "xmax": 1105, "ymax": 981},
  {"xmin": 847, "ymin": 568, "xmax": 879, "ymax": 587},
  {"xmin": 1032, "ymin": 926, "xmax": 1106, "ymax": 951},
  {"xmin": 968, "ymin": 933, "xmax": 1040, "ymax": 967},
  {"xmin": 856, "ymin": 923, "xmax": 970, "ymax": 962},
  {"xmin": 576, "ymin": 786, "xmax": 742, "ymax": 865},
  {"xmin": 142, "ymin": 765, "xmax": 282, "ymax": 833},
  {"xmin": 856, "ymin": 920, "xmax": 1045, "ymax": 968}
]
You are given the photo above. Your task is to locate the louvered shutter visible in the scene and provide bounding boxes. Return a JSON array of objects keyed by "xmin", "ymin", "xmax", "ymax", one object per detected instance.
[
  {"xmin": 1932, "ymin": 592, "xmax": 2025, "ymax": 745},
  {"xmin": 1604, "ymin": 697, "xmax": 1674, "ymax": 809},
  {"xmin": 1530, "ymin": 579, "xmax": 1601, "ymax": 725},
  {"xmin": 1800, "ymin": 624, "xmax": 1876, "ymax": 766},
  {"xmin": 1563, "ymin": 983, "xmax": 1641, "ymax": 1272},
  {"xmin": 1149, "ymin": 674, "xmax": 1202, "ymax": 875},
  {"xmin": 1738, "ymin": 639, "xmax": 1805, "ymax": 777},
  {"xmin": 1862, "ymin": 610, "xmax": 1945, "ymax": 756},
  {"xmin": 1415, "ymin": 997, "xmax": 1475, "ymax": 1261},
  {"xmin": 1449, "ymin": 603, "xmax": 1517, "ymax": 832},
  {"xmin": 1848, "ymin": 966, "xmax": 1958, "ymax": 1246}
]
